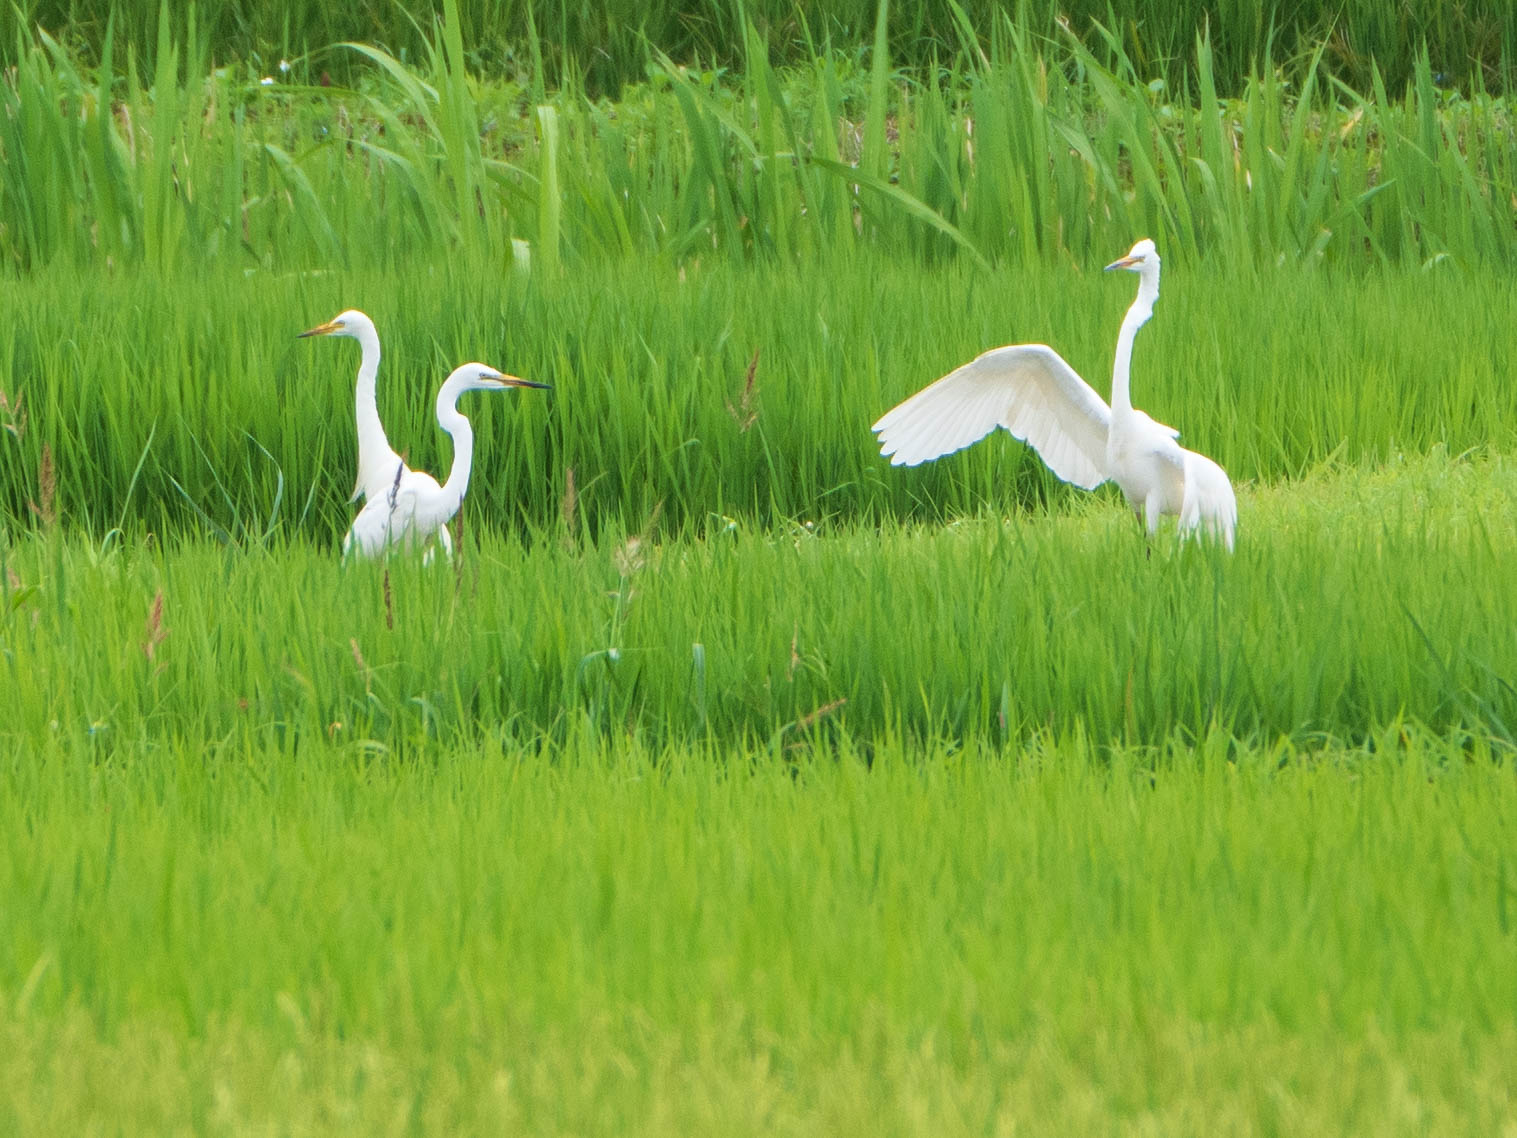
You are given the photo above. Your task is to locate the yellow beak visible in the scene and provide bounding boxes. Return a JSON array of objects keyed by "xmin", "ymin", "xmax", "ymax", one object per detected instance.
[
  {"xmin": 1104, "ymin": 254, "xmax": 1140, "ymax": 271},
  {"xmin": 297, "ymin": 320, "xmax": 341, "ymax": 338}
]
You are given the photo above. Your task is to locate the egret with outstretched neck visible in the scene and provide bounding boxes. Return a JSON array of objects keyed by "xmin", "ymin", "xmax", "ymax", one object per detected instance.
[
  {"xmin": 343, "ymin": 363, "xmax": 549, "ymax": 559},
  {"xmin": 298, "ymin": 309, "xmax": 408, "ymax": 506},
  {"xmin": 872, "ymin": 239, "xmax": 1236, "ymax": 549}
]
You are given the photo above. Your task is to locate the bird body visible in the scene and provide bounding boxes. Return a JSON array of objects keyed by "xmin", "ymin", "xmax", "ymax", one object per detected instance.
[
  {"xmin": 342, "ymin": 363, "xmax": 548, "ymax": 559},
  {"xmin": 873, "ymin": 239, "xmax": 1236, "ymax": 549}
]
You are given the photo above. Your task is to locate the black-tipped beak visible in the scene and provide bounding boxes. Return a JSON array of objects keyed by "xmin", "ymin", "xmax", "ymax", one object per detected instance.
[
  {"xmin": 499, "ymin": 375, "xmax": 551, "ymax": 390},
  {"xmin": 1104, "ymin": 255, "xmax": 1139, "ymax": 271},
  {"xmin": 298, "ymin": 320, "xmax": 340, "ymax": 339}
]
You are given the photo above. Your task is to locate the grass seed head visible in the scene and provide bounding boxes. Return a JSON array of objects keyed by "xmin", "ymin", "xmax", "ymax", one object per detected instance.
[
  {"xmin": 561, "ymin": 466, "xmax": 578, "ymax": 540},
  {"xmin": 725, "ymin": 348, "xmax": 760, "ymax": 432},
  {"xmin": 28, "ymin": 443, "xmax": 55, "ymax": 526},
  {"xmin": 141, "ymin": 589, "xmax": 167, "ymax": 660},
  {"xmin": 0, "ymin": 389, "xmax": 25, "ymax": 439}
]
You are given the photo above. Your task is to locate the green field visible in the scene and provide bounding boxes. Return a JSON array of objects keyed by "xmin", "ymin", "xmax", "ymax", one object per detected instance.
[
  {"xmin": 3, "ymin": 2, "xmax": 1517, "ymax": 1133},
  {"xmin": 3, "ymin": 738, "xmax": 1514, "ymax": 1134}
]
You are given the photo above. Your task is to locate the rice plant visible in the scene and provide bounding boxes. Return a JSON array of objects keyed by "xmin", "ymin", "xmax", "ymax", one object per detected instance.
[
  {"xmin": 2, "ymin": 249, "xmax": 1514, "ymax": 538},
  {"xmin": 1, "ymin": 726, "xmax": 1513, "ymax": 1134},
  {"xmin": 3, "ymin": 451, "xmax": 1515, "ymax": 752}
]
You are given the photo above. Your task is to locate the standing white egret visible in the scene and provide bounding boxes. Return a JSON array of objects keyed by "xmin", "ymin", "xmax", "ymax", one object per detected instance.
[
  {"xmin": 298, "ymin": 310, "xmax": 409, "ymax": 505},
  {"xmin": 872, "ymin": 239, "xmax": 1236, "ymax": 549},
  {"xmin": 343, "ymin": 363, "xmax": 549, "ymax": 559}
]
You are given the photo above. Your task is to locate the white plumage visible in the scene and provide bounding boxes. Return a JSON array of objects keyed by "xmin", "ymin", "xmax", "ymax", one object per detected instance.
[
  {"xmin": 342, "ymin": 362, "xmax": 549, "ymax": 560},
  {"xmin": 299, "ymin": 309, "xmax": 410, "ymax": 504},
  {"xmin": 874, "ymin": 344, "xmax": 1111, "ymax": 488},
  {"xmin": 873, "ymin": 239, "xmax": 1236, "ymax": 550},
  {"xmin": 300, "ymin": 308, "xmax": 465, "ymax": 562}
]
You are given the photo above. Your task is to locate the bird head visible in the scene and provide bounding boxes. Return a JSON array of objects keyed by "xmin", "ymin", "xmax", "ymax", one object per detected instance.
[
  {"xmin": 451, "ymin": 362, "xmax": 551, "ymax": 394},
  {"xmin": 1104, "ymin": 238, "xmax": 1160, "ymax": 274},
  {"xmin": 439, "ymin": 363, "xmax": 552, "ymax": 408},
  {"xmin": 298, "ymin": 309, "xmax": 371, "ymax": 340}
]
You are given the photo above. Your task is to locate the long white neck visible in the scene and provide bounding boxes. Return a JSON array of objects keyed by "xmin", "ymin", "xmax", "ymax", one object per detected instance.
[
  {"xmin": 351, "ymin": 316, "xmax": 401, "ymax": 499},
  {"xmin": 434, "ymin": 387, "xmax": 477, "ymax": 519},
  {"xmin": 1110, "ymin": 267, "xmax": 1159, "ymax": 417}
]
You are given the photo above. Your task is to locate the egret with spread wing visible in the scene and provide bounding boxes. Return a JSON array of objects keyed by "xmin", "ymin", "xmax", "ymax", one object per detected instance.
[
  {"xmin": 343, "ymin": 363, "xmax": 549, "ymax": 559},
  {"xmin": 872, "ymin": 239, "xmax": 1236, "ymax": 549}
]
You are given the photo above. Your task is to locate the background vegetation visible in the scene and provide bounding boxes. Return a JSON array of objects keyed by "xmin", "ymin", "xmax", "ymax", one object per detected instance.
[
  {"xmin": 5, "ymin": 0, "xmax": 1514, "ymax": 97},
  {"xmin": 3, "ymin": 257, "xmax": 1514, "ymax": 540},
  {"xmin": 0, "ymin": 0, "xmax": 1513, "ymax": 536},
  {"xmin": 3, "ymin": 2, "xmax": 1514, "ymax": 280}
]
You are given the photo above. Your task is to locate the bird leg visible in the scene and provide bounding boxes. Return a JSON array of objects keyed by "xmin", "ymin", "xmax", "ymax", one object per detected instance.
[{"xmin": 1132, "ymin": 504, "xmax": 1151, "ymax": 559}]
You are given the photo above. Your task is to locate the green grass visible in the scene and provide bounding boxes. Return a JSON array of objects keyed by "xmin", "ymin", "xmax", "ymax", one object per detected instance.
[
  {"xmin": 3, "ymin": 254, "xmax": 1515, "ymax": 537},
  {"xmin": 2, "ymin": 7, "xmax": 1512, "ymax": 549},
  {"xmin": 3, "ymin": 12, "xmax": 1515, "ymax": 279},
  {"xmin": 2, "ymin": 735, "xmax": 1514, "ymax": 1135},
  {"xmin": 4, "ymin": 453, "xmax": 1517, "ymax": 752}
]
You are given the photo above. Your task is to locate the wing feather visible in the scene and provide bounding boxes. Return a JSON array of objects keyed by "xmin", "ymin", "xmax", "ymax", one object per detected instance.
[
  {"xmin": 1178, "ymin": 449, "xmax": 1237, "ymax": 550},
  {"xmin": 874, "ymin": 344, "xmax": 1111, "ymax": 489}
]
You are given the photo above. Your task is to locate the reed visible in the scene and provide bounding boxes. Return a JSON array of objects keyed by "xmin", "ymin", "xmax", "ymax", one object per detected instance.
[{"xmin": 3, "ymin": 9, "xmax": 1514, "ymax": 283}]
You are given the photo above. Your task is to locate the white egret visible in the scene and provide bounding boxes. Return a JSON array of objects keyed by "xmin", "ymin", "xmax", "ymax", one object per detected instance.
[
  {"xmin": 343, "ymin": 362, "xmax": 549, "ymax": 559},
  {"xmin": 872, "ymin": 239, "xmax": 1236, "ymax": 549},
  {"xmin": 298, "ymin": 310, "xmax": 409, "ymax": 505}
]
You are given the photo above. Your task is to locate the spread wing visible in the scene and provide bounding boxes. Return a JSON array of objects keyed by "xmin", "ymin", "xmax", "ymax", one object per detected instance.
[{"xmin": 872, "ymin": 344, "xmax": 1112, "ymax": 490}]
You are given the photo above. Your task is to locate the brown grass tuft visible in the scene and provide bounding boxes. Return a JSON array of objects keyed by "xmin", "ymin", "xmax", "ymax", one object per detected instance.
[
  {"xmin": 28, "ymin": 443, "xmax": 55, "ymax": 526},
  {"xmin": 725, "ymin": 348, "xmax": 760, "ymax": 432},
  {"xmin": 141, "ymin": 590, "xmax": 168, "ymax": 660}
]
